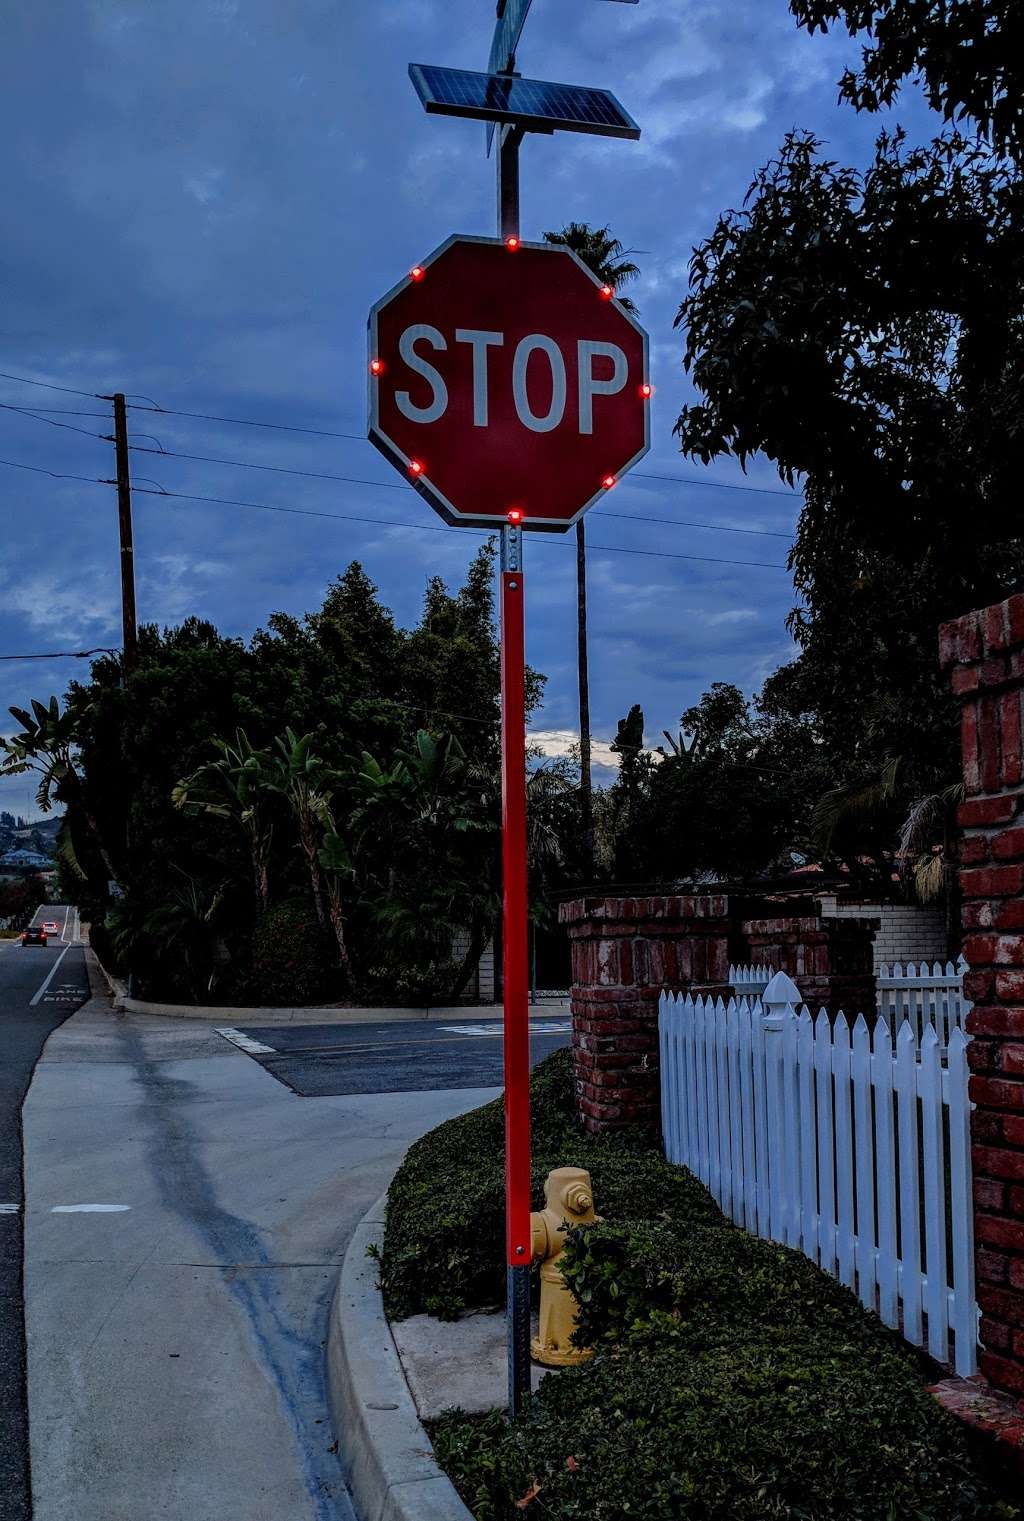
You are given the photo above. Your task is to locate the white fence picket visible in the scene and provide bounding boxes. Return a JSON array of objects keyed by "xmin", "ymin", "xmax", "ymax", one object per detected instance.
[
  {"xmin": 657, "ymin": 983, "xmax": 978, "ymax": 1378},
  {"xmin": 873, "ymin": 1016, "xmax": 899, "ymax": 1327},
  {"xmin": 920, "ymin": 1026, "xmax": 949, "ymax": 1361},
  {"xmin": 947, "ymin": 1027, "xmax": 978, "ymax": 1377},
  {"xmin": 852, "ymin": 1013, "xmax": 877, "ymax": 1311}
]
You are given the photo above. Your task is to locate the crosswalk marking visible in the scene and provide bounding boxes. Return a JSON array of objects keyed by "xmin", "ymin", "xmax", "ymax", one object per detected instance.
[{"xmin": 216, "ymin": 1027, "xmax": 278, "ymax": 1055}]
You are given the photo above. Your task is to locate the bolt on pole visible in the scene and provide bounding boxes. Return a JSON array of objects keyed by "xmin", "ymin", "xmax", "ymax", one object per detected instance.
[
  {"xmin": 110, "ymin": 393, "xmax": 139, "ymax": 675},
  {"xmin": 497, "ymin": 119, "xmax": 533, "ymax": 1419}
]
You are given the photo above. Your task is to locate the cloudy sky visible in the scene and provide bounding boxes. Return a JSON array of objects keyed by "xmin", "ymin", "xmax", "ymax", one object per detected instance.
[{"xmin": 0, "ymin": 1, "xmax": 937, "ymax": 816}]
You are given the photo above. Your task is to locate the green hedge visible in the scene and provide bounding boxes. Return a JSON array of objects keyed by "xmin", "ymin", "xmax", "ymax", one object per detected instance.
[
  {"xmin": 559, "ymin": 1217, "xmax": 908, "ymax": 1356},
  {"xmin": 382, "ymin": 1048, "xmax": 723, "ymax": 1320},
  {"xmin": 388, "ymin": 1047, "xmax": 1017, "ymax": 1519},
  {"xmin": 432, "ymin": 1336, "xmax": 1009, "ymax": 1521}
]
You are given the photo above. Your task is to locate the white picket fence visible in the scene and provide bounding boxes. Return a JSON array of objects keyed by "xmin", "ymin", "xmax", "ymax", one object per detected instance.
[
  {"xmin": 877, "ymin": 958, "xmax": 970, "ymax": 1048},
  {"xmin": 659, "ymin": 990, "xmax": 978, "ymax": 1376},
  {"xmin": 729, "ymin": 956, "xmax": 972, "ymax": 1050}
]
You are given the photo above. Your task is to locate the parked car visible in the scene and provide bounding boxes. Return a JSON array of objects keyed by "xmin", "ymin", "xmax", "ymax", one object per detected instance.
[{"xmin": 21, "ymin": 926, "xmax": 47, "ymax": 946}]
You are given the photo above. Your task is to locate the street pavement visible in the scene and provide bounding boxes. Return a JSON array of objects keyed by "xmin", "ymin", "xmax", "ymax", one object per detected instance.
[
  {"xmin": 0, "ymin": 905, "xmax": 88, "ymax": 1521},
  {"xmin": 18, "ymin": 966, "xmax": 562, "ymax": 1520},
  {"xmin": 221, "ymin": 1016, "xmax": 572, "ymax": 1096}
]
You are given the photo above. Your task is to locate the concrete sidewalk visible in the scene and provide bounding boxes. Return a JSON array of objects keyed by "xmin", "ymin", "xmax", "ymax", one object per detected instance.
[{"xmin": 22, "ymin": 989, "xmax": 495, "ymax": 1521}]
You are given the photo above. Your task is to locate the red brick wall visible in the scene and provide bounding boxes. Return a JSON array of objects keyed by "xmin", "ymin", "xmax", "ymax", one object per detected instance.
[
  {"xmin": 941, "ymin": 593, "xmax": 1024, "ymax": 1401},
  {"xmin": 741, "ymin": 914, "xmax": 878, "ymax": 1015},
  {"xmin": 558, "ymin": 895, "xmax": 734, "ymax": 1134}
]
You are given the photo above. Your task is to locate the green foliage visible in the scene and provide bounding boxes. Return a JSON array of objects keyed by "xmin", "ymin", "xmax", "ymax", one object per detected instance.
[
  {"xmin": 674, "ymin": 120, "xmax": 1024, "ymax": 877},
  {"xmin": 541, "ymin": 222, "xmax": 640, "ymax": 312},
  {"xmin": 246, "ymin": 898, "xmax": 336, "ymax": 1005},
  {"xmin": 790, "ymin": 0, "xmax": 1024, "ymax": 165},
  {"xmin": 431, "ymin": 1335, "xmax": 1011, "ymax": 1521},
  {"xmin": 381, "ymin": 1049, "xmax": 723, "ymax": 1321},
  {"xmin": 559, "ymin": 1218, "xmax": 898, "ymax": 1354},
  {"xmin": 27, "ymin": 550, "xmax": 541, "ymax": 1004}
]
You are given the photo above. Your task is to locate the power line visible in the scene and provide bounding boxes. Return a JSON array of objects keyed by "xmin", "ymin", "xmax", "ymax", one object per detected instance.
[
  {"xmin": 0, "ymin": 402, "xmax": 108, "ymax": 440},
  {"xmin": 4, "ymin": 368, "xmax": 802, "ymax": 501},
  {"xmin": 130, "ymin": 483, "xmax": 789, "ymax": 570},
  {"xmin": 129, "ymin": 442, "xmax": 408, "ymax": 491},
  {"xmin": 0, "ymin": 453, "xmax": 792, "ymax": 572},
  {"xmin": 0, "ymin": 456, "xmax": 105, "ymax": 484},
  {"xmin": 0, "ymin": 405, "xmax": 109, "ymax": 418},
  {"xmin": 0, "ymin": 647, "xmax": 119, "ymax": 662},
  {"xmin": 129, "ymin": 400, "xmax": 365, "ymax": 443},
  {"xmin": 635, "ymin": 469, "xmax": 798, "ymax": 499},
  {"xmin": 0, "ymin": 369, "xmax": 100, "ymax": 399},
  {"xmin": 599, "ymin": 508, "xmax": 790, "ymax": 540}
]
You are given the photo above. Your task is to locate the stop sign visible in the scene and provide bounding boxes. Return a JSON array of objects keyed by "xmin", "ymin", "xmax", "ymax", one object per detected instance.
[{"xmin": 368, "ymin": 235, "xmax": 650, "ymax": 531}]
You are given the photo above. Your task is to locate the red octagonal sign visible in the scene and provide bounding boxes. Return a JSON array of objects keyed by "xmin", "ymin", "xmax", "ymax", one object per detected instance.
[{"xmin": 368, "ymin": 235, "xmax": 650, "ymax": 531}]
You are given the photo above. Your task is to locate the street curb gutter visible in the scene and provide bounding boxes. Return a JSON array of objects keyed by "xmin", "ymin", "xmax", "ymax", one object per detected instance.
[{"xmin": 327, "ymin": 1193, "xmax": 474, "ymax": 1521}]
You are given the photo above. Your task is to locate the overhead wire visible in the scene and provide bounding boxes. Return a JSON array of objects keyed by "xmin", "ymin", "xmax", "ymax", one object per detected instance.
[
  {"xmin": 0, "ymin": 369, "xmax": 101, "ymax": 399},
  {"xmin": 0, "ymin": 402, "xmax": 109, "ymax": 440},
  {"xmin": 0, "ymin": 647, "xmax": 120, "ymax": 661},
  {"xmin": 0, "ymin": 452, "xmax": 792, "ymax": 572}
]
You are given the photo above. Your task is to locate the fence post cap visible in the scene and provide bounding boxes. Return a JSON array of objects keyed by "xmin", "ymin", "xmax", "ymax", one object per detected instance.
[{"xmin": 763, "ymin": 970, "xmax": 801, "ymax": 1009}]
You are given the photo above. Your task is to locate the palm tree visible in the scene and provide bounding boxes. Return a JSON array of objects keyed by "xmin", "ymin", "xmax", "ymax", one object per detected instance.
[
  {"xmin": 541, "ymin": 222, "xmax": 641, "ymax": 877},
  {"xmin": 263, "ymin": 729, "xmax": 335, "ymax": 932},
  {"xmin": 0, "ymin": 696, "xmax": 116, "ymax": 879},
  {"xmin": 172, "ymin": 729, "xmax": 276, "ymax": 912}
]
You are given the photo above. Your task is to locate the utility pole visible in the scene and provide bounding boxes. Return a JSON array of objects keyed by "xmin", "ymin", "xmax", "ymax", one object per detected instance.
[
  {"xmin": 107, "ymin": 393, "xmax": 139, "ymax": 675},
  {"xmin": 576, "ymin": 519, "xmax": 594, "ymax": 875}
]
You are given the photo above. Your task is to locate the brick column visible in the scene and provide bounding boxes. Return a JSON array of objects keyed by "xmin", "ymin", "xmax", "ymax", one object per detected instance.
[
  {"xmin": 558, "ymin": 895, "xmax": 733, "ymax": 1134},
  {"xmin": 740, "ymin": 912, "xmax": 878, "ymax": 1016},
  {"xmin": 941, "ymin": 593, "xmax": 1024, "ymax": 1402}
]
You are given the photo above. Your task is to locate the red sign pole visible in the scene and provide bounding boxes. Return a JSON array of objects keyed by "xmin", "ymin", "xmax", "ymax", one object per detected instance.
[{"xmin": 500, "ymin": 521, "xmax": 532, "ymax": 1414}]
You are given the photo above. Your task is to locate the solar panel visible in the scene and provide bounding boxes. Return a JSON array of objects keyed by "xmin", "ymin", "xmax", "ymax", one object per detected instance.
[{"xmin": 409, "ymin": 63, "xmax": 640, "ymax": 140}]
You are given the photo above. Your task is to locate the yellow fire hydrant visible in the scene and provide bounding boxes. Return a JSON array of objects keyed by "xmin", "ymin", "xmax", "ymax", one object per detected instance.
[{"xmin": 530, "ymin": 1166, "xmax": 598, "ymax": 1367}]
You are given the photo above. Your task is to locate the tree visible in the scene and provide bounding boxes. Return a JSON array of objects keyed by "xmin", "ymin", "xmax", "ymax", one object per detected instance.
[
  {"xmin": 0, "ymin": 696, "xmax": 115, "ymax": 879},
  {"xmin": 542, "ymin": 222, "xmax": 641, "ymax": 877},
  {"xmin": 676, "ymin": 127, "xmax": 1024, "ymax": 818},
  {"xmin": 353, "ymin": 730, "xmax": 498, "ymax": 999},
  {"xmin": 263, "ymin": 729, "xmax": 335, "ymax": 933},
  {"xmin": 672, "ymin": 0, "xmax": 1024, "ymax": 893},
  {"xmin": 790, "ymin": 1, "xmax": 1024, "ymax": 164},
  {"xmin": 172, "ymin": 729, "xmax": 276, "ymax": 912}
]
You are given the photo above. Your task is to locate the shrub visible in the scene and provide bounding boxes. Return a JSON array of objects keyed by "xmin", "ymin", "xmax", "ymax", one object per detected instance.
[
  {"xmin": 431, "ymin": 1336, "xmax": 1010, "ymax": 1521},
  {"xmin": 382, "ymin": 1049, "xmax": 723, "ymax": 1321},
  {"xmin": 246, "ymin": 898, "xmax": 336, "ymax": 1005},
  {"xmin": 560, "ymin": 1217, "xmax": 905, "ymax": 1356}
]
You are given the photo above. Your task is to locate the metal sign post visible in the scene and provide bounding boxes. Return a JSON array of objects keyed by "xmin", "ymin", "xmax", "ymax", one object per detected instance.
[
  {"xmin": 371, "ymin": 0, "xmax": 646, "ymax": 1423},
  {"xmin": 499, "ymin": 517, "xmax": 532, "ymax": 1414}
]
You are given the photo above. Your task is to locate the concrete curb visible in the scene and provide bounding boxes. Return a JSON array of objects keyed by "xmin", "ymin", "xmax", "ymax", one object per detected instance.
[
  {"xmin": 112, "ymin": 998, "xmax": 509, "ymax": 1024},
  {"xmin": 327, "ymin": 1194, "xmax": 474, "ymax": 1521}
]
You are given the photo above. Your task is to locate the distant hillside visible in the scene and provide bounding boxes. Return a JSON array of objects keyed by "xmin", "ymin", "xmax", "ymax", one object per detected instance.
[{"xmin": 0, "ymin": 811, "xmax": 62, "ymax": 860}]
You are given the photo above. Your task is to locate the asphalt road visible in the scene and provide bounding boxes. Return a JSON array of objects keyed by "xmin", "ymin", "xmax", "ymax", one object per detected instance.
[
  {"xmin": 220, "ymin": 1016, "xmax": 573, "ymax": 1096},
  {"xmin": 0, "ymin": 905, "xmax": 88, "ymax": 1521}
]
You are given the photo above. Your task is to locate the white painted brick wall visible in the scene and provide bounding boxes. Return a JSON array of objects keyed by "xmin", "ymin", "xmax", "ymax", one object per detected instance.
[{"xmin": 817, "ymin": 896, "xmax": 948, "ymax": 972}]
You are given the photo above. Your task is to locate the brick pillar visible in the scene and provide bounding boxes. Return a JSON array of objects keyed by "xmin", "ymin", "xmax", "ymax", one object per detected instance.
[
  {"xmin": 941, "ymin": 593, "xmax": 1024, "ymax": 1403},
  {"xmin": 558, "ymin": 894, "xmax": 733, "ymax": 1134},
  {"xmin": 740, "ymin": 912, "xmax": 878, "ymax": 1016}
]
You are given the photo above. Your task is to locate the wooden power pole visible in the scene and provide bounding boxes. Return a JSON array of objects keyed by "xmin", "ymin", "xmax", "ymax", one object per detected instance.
[{"xmin": 108, "ymin": 393, "xmax": 139, "ymax": 674}]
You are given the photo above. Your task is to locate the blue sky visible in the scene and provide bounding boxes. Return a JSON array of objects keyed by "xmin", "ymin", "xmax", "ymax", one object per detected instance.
[{"xmin": 0, "ymin": 1, "xmax": 938, "ymax": 815}]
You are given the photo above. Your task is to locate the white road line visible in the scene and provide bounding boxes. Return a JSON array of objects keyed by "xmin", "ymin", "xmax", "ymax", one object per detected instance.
[
  {"xmin": 216, "ymin": 1027, "xmax": 278, "ymax": 1055},
  {"xmin": 50, "ymin": 1204, "xmax": 131, "ymax": 1214},
  {"xmin": 60, "ymin": 904, "xmax": 71, "ymax": 943},
  {"xmin": 438, "ymin": 1021, "xmax": 572, "ymax": 1037},
  {"xmin": 30, "ymin": 944, "xmax": 70, "ymax": 1006},
  {"xmin": 0, "ymin": 1203, "xmax": 20, "ymax": 1214}
]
